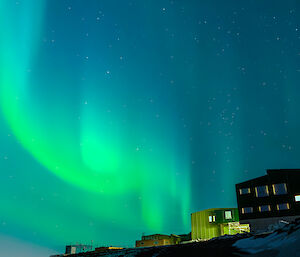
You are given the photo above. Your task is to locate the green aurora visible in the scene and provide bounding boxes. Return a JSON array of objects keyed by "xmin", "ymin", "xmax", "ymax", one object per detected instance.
[
  {"xmin": 0, "ymin": 0, "xmax": 299, "ymax": 254},
  {"xmin": 0, "ymin": 0, "xmax": 190, "ymax": 249}
]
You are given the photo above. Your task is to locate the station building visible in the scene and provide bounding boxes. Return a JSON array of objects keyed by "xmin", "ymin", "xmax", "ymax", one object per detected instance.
[
  {"xmin": 236, "ymin": 169, "xmax": 300, "ymax": 232},
  {"xmin": 135, "ymin": 234, "xmax": 181, "ymax": 247},
  {"xmin": 191, "ymin": 208, "xmax": 249, "ymax": 240}
]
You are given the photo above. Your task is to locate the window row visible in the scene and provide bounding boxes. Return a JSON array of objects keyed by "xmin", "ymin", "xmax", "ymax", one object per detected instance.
[
  {"xmin": 241, "ymin": 203, "xmax": 290, "ymax": 214},
  {"xmin": 208, "ymin": 211, "xmax": 233, "ymax": 223},
  {"xmin": 239, "ymin": 183, "xmax": 288, "ymax": 197}
]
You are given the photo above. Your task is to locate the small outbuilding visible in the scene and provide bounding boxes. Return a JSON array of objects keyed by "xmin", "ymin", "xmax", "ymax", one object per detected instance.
[{"xmin": 136, "ymin": 234, "xmax": 181, "ymax": 247}]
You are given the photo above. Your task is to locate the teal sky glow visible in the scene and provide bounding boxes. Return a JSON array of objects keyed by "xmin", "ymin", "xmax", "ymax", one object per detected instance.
[{"xmin": 0, "ymin": 0, "xmax": 299, "ymax": 255}]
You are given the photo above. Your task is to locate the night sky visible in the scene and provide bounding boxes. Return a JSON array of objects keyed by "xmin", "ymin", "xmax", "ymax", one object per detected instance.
[{"xmin": 0, "ymin": 0, "xmax": 299, "ymax": 255}]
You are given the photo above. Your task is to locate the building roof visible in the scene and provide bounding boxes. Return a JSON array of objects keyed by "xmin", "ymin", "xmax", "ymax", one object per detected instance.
[
  {"xmin": 267, "ymin": 169, "xmax": 300, "ymax": 175},
  {"xmin": 236, "ymin": 169, "xmax": 300, "ymax": 186},
  {"xmin": 143, "ymin": 234, "xmax": 168, "ymax": 237},
  {"xmin": 191, "ymin": 207, "xmax": 237, "ymax": 214}
]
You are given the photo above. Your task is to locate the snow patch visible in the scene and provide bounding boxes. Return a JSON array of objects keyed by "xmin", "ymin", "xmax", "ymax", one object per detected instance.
[{"xmin": 234, "ymin": 221, "xmax": 300, "ymax": 256}]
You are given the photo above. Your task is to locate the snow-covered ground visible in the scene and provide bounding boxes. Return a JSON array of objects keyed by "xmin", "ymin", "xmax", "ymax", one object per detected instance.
[{"xmin": 234, "ymin": 219, "xmax": 300, "ymax": 257}]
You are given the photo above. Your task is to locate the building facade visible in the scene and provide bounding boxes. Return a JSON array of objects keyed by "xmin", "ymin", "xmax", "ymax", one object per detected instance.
[
  {"xmin": 65, "ymin": 244, "xmax": 93, "ymax": 254},
  {"xmin": 95, "ymin": 247, "xmax": 124, "ymax": 252},
  {"xmin": 136, "ymin": 234, "xmax": 181, "ymax": 247},
  {"xmin": 191, "ymin": 208, "xmax": 249, "ymax": 240},
  {"xmin": 236, "ymin": 169, "xmax": 300, "ymax": 232}
]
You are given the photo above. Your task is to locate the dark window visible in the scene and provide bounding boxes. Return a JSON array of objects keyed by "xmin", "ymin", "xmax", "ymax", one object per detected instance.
[
  {"xmin": 277, "ymin": 203, "xmax": 289, "ymax": 210},
  {"xmin": 239, "ymin": 188, "xmax": 251, "ymax": 195},
  {"xmin": 255, "ymin": 185, "xmax": 269, "ymax": 197},
  {"xmin": 259, "ymin": 205, "xmax": 271, "ymax": 212},
  {"xmin": 241, "ymin": 207, "xmax": 253, "ymax": 214},
  {"xmin": 272, "ymin": 183, "xmax": 287, "ymax": 195},
  {"xmin": 154, "ymin": 241, "xmax": 158, "ymax": 245}
]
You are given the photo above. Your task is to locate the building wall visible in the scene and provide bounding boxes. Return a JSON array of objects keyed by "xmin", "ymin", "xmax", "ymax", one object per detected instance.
[
  {"xmin": 142, "ymin": 234, "xmax": 170, "ymax": 240},
  {"xmin": 191, "ymin": 208, "xmax": 239, "ymax": 240},
  {"xmin": 65, "ymin": 246, "xmax": 76, "ymax": 254},
  {"xmin": 136, "ymin": 234, "xmax": 181, "ymax": 247},
  {"xmin": 236, "ymin": 169, "xmax": 300, "ymax": 231},
  {"xmin": 95, "ymin": 247, "xmax": 123, "ymax": 252},
  {"xmin": 136, "ymin": 238, "xmax": 175, "ymax": 247},
  {"xmin": 240, "ymin": 215, "xmax": 300, "ymax": 233},
  {"xmin": 191, "ymin": 209, "xmax": 220, "ymax": 240},
  {"xmin": 65, "ymin": 245, "xmax": 93, "ymax": 254}
]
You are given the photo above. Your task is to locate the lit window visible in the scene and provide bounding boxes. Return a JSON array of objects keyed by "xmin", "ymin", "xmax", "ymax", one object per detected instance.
[
  {"xmin": 277, "ymin": 203, "xmax": 290, "ymax": 211},
  {"xmin": 259, "ymin": 205, "xmax": 271, "ymax": 212},
  {"xmin": 295, "ymin": 195, "xmax": 300, "ymax": 202},
  {"xmin": 255, "ymin": 185, "xmax": 269, "ymax": 197},
  {"xmin": 225, "ymin": 211, "xmax": 232, "ymax": 219},
  {"xmin": 272, "ymin": 183, "xmax": 287, "ymax": 195},
  {"xmin": 241, "ymin": 207, "xmax": 253, "ymax": 214},
  {"xmin": 239, "ymin": 188, "xmax": 251, "ymax": 195},
  {"xmin": 209, "ymin": 215, "xmax": 216, "ymax": 223}
]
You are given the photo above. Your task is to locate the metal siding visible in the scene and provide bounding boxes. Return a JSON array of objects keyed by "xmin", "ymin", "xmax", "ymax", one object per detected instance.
[{"xmin": 191, "ymin": 208, "xmax": 239, "ymax": 240}]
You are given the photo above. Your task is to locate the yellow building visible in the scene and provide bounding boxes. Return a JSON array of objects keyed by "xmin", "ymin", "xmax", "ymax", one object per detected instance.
[
  {"xmin": 191, "ymin": 208, "xmax": 250, "ymax": 240},
  {"xmin": 95, "ymin": 247, "xmax": 124, "ymax": 252},
  {"xmin": 136, "ymin": 234, "xmax": 181, "ymax": 247}
]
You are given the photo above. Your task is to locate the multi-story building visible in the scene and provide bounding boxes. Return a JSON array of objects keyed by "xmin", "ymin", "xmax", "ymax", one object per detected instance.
[
  {"xmin": 191, "ymin": 208, "xmax": 249, "ymax": 240},
  {"xmin": 236, "ymin": 169, "xmax": 300, "ymax": 232}
]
